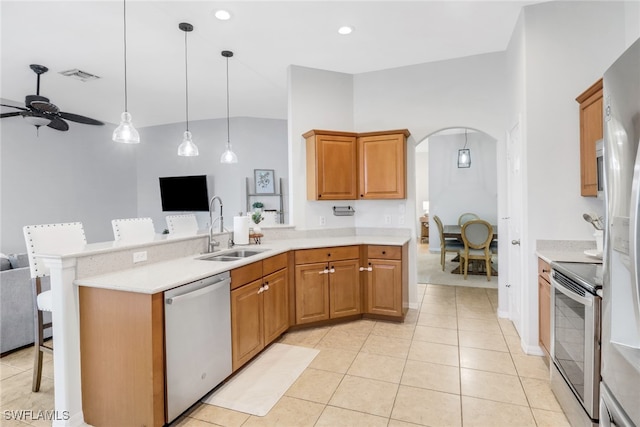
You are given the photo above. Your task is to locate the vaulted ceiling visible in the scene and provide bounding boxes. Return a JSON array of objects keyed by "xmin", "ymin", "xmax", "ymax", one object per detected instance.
[{"xmin": 1, "ymin": 1, "xmax": 543, "ymax": 128}]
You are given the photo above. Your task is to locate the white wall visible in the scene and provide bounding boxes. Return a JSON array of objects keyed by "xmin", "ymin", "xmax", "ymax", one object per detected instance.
[
  {"xmin": 427, "ymin": 132, "xmax": 498, "ymax": 249},
  {"xmin": 136, "ymin": 117, "xmax": 287, "ymax": 232},
  {"xmin": 415, "ymin": 150, "xmax": 429, "ymax": 236},
  {"xmin": 0, "ymin": 108, "xmax": 138, "ymax": 253},
  {"xmin": 287, "ymin": 65, "xmax": 355, "ymax": 230},
  {"xmin": 508, "ymin": 0, "xmax": 633, "ymax": 352}
]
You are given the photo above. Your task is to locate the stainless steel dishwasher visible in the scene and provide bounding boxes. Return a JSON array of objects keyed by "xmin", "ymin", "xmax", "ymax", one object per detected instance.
[{"xmin": 164, "ymin": 271, "xmax": 232, "ymax": 423}]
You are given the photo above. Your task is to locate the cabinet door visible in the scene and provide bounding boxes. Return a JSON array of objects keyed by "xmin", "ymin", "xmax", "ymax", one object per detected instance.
[
  {"xmin": 538, "ymin": 276, "xmax": 551, "ymax": 357},
  {"xmin": 307, "ymin": 133, "xmax": 357, "ymax": 200},
  {"xmin": 329, "ymin": 259, "xmax": 361, "ymax": 318},
  {"xmin": 576, "ymin": 80, "xmax": 603, "ymax": 197},
  {"xmin": 366, "ymin": 259, "xmax": 402, "ymax": 317},
  {"xmin": 358, "ymin": 132, "xmax": 406, "ymax": 199},
  {"xmin": 231, "ymin": 279, "xmax": 264, "ymax": 371},
  {"xmin": 295, "ymin": 262, "xmax": 330, "ymax": 324},
  {"xmin": 263, "ymin": 268, "xmax": 289, "ymax": 345}
]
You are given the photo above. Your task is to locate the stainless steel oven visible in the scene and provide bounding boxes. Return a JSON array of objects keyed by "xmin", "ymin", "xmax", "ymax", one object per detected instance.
[{"xmin": 550, "ymin": 262, "xmax": 602, "ymax": 427}]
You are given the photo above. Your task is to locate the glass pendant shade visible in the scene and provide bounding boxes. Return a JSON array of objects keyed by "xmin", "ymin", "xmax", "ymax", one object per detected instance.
[
  {"xmin": 178, "ymin": 130, "xmax": 199, "ymax": 156},
  {"xmin": 457, "ymin": 148, "xmax": 471, "ymax": 168},
  {"xmin": 220, "ymin": 142, "xmax": 238, "ymax": 163},
  {"xmin": 113, "ymin": 112, "xmax": 140, "ymax": 144}
]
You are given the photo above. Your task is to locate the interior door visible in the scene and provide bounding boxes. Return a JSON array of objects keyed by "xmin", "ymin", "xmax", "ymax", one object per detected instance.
[{"xmin": 507, "ymin": 121, "xmax": 524, "ymax": 334}]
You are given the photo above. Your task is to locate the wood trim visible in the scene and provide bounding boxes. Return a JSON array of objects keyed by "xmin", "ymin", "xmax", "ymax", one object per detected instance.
[
  {"xmin": 576, "ymin": 78, "xmax": 603, "ymax": 103},
  {"xmin": 302, "ymin": 129, "xmax": 358, "ymax": 138},
  {"xmin": 295, "ymin": 245, "xmax": 360, "ymax": 264},
  {"xmin": 538, "ymin": 258, "xmax": 551, "ymax": 283},
  {"xmin": 263, "ymin": 252, "xmax": 288, "ymax": 276},
  {"xmin": 79, "ymin": 287, "xmax": 165, "ymax": 427},
  {"xmin": 357, "ymin": 129, "xmax": 410, "ymax": 138}
]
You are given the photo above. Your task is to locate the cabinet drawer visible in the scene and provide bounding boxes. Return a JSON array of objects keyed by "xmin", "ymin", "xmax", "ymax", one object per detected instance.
[
  {"xmin": 368, "ymin": 245, "xmax": 401, "ymax": 260},
  {"xmin": 263, "ymin": 252, "xmax": 288, "ymax": 276},
  {"xmin": 231, "ymin": 261, "xmax": 263, "ymax": 290},
  {"xmin": 538, "ymin": 258, "xmax": 551, "ymax": 283},
  {"xmin": 295, "ymin": 245, "xmax": 359, "ymax": 264}
]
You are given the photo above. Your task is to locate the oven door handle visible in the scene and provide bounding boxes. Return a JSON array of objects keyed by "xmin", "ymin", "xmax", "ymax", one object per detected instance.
[{"xmin": 551, "ymin": 276, "xmax": 593, "ymax": 307}]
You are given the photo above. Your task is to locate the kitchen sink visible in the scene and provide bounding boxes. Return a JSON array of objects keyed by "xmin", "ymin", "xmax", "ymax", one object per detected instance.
[{"xmin": 198, "ymin": 249, "xmax": 268, "ymax": 262}]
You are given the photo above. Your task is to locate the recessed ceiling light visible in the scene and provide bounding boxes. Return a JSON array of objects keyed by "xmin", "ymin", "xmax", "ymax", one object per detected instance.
[
  {"xmin": 214, "ymin": 10, "xmax": 231, "ymax": 20},
  {"xmin": 338, "ymin": 26, "xmax": 354, "ymax": 35}
]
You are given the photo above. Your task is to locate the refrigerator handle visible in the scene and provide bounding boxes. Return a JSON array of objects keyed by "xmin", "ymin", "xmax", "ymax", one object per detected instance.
[{"xmin": 630, "ymin": 137, "xmax": 640, "ymax": 312}]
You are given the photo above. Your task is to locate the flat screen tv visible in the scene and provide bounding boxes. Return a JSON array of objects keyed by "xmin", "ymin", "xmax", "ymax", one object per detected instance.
[{"xmin": 159, "ymin": 175, "xmax": 209, "ymax": 212}]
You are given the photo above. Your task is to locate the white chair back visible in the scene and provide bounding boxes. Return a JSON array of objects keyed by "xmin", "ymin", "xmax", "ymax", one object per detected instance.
[
  {"xmin": 112, "ymin": 218, "xmax": 155, "ymax": 243},
  {"xmin": 166, "ymin": 214, "xmax": 198, "ymax": 235},
  {"xmin": 461, "ymin": 219, "xmax": 493, "ymax": 250},
  {"xmin": 23, "ymin": 222, "xmax": 87, "ymax": 279},
  {"xmin": 458, "ymin": 212, "xmax": 480, "ymax": 226}
]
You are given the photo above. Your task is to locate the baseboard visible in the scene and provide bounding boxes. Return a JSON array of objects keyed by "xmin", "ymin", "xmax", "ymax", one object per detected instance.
[{"xmin": 497, "ymin": 309, "xmax": 509, "ymax": 318}]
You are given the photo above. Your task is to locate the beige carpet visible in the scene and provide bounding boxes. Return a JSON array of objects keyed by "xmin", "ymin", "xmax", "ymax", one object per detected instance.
[
  {"xmin": 417, "ymin": 243, "xmax": 498, "ymax": 289},
  {"xmin": 202, "ymin": 343, "xmax": 319, "ymax": 416}
]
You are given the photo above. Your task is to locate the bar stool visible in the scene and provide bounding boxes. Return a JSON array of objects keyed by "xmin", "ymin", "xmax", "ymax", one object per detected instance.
[
  {"xmin": 165, "ymin": 214, "xmax": 198, "ymax": 235},
  {"xmin": 23, "ymin": 222, "xmax": 87, "ymax": 392},
  {"xmin": 111, "ymin": 218, "xmax": 155, "ymax": 243}
]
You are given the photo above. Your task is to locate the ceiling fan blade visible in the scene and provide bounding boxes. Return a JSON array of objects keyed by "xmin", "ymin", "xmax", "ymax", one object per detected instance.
[
  {"xmin": 1, "ymin": 103, "xmax": 29, "ymax": 111},
  {"xmin": 47, "ymin": 116, "xmax": 69, "ymax": 131},
  {"xmin": 1, "ymin": 111, "xmax": 24, "ymax": 118},
  {"xmin": 59, "ymin": 111, "xmax": 104, "ymax": 126}
]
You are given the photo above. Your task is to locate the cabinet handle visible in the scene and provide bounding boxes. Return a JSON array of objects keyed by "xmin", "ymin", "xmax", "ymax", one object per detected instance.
[
  {"xmin": 367, "ymin": 267, "xmax": 373, "ymax": 272},
  {"xmin": 382, "ymin": 251, "xmax": 386, "ymax": 255},
  {"xmin": 257, "ymin": 286, "xmax": 265, "ymax": 294},
  {"xmin": 319, "ymin": 194, "xmax": 322, "ymax": 198},
  {"xmin": 542, "ymin": 269, "xmax": 549, "ymax": 273},
  {"xmin": 327, "ymin": 253, "xmax": 331, "ymax": 257},
  {"xmin": 263, "ymin": 284, "xmax": 270, "ymax": 291},
  {"xmin": 319, "ymin": 269, "xmax": 329, "ymax": 274},
  {"xmin": 329, "ymin": 267, "xmax": 335, "ymax": 273},
  {"xmin": 359, "ymin": 267, "xmax": 365, "ymax": 272},
  {"xmin": 360, "ymin": 194, "xmax": 364, "ymax": 197}
]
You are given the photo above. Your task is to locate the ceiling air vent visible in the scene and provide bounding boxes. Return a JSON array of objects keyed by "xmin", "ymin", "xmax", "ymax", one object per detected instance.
[{"xmin": 59, "ymin": 69, "xmax": 100, "ymax": 82}]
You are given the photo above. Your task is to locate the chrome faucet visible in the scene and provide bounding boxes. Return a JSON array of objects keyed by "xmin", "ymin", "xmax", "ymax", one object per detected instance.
[{"xmin": 208, "ymin": 196, "xmax": 223, "ymax": 252}]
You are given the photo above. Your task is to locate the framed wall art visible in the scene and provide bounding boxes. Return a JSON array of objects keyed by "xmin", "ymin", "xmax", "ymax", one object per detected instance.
[{"xmin": 254, "ymin": 169, "xmax": 275, "ymax": 194}]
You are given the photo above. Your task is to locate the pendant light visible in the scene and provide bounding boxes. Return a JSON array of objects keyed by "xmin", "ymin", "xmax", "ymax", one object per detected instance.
[
  {"xmin": 457, "ymin": 129, "xmax": 471, "ymax": 168},
  {"xmin": 220, "ymin": 50, "xmax": 238, "ymax": 164},
  {"xmin": 177, "ymin": 22, "xmax": 199, "ymax": 157},
  {"xmin": 112, "ymin": 0, "xmax": 140, "ymax": 144}
]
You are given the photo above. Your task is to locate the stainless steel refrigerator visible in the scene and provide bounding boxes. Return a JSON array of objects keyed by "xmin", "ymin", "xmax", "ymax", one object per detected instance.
[{"xmin": 601, "ymin": 37, "xmax": 640, "ymax": 427}]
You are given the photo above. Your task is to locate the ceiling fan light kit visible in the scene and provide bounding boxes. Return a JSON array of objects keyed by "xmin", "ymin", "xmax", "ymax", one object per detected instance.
[
  {"xmin": 177, "ymin": 22, "xmax": 199, "ymax": 157},
  {"xmin": 0, "ymin": 64, "xmax": 104, "ymax": 133},
  {"xmin": 113, "ymin": 0, "xmax": 140, "ymax": 144},
  {"xmin": 220, "ymin": 50, "xmax": 238, "ymax": 164}
]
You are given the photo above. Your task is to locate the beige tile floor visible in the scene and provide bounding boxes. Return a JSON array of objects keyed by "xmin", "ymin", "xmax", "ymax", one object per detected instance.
[{"xmin": 0, "ymin": 288, "xmax": 569, "ymax": 427}]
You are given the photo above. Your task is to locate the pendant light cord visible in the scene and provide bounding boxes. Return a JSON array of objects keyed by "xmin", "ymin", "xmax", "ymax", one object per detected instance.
[
  {"xmin": 123, "ymin": 0, "xmax": 129, "ymax": 112},
  {"xmin": 226, "ymin": 55, "xmax": 230, "ymax": 143},
  {"xmin": 463, "ymin": 129, "xmax": 468, "ymax": 149},
  {"xmin": 184, "ymin": 29, "xmax": 190, "ymax": 131}
]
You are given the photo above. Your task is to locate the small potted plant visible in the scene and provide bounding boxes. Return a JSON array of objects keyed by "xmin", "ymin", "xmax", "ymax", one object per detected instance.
[
  {"xmin": 251, "ymin": 210, "xmax": 264, "ymax": 234},
  {"xmin": 252, "ymin": 201, "xmax": 264, "ymax": 212}
]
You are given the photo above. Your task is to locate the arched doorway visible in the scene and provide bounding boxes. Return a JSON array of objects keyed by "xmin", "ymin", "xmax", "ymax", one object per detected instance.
[{"xmin": 414, "ymin": 127, "xmax": 499, "ymax": 288}]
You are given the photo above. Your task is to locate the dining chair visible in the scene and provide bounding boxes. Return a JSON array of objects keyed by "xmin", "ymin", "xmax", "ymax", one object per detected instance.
[
  {"xmin": 112, "ymin": 217, "xmax": 155, "ymax": 243},
  {"xmin": 166, "ymin": 214, "xmax": 198, "ymax": 235},
  {"xmin": 458, "ymin": 212, "xmax": 479, "ymax": 226},
  {"xmin": 459, "ymin": 219, "xmax": 494, "ymax": 281},
  {"xmin": 433, "ymin": 215, "xmax": 465, "ymax": 271},
  {"xmin": 23, "ymin": 222, "xmax": 87, "ymax": 392}
]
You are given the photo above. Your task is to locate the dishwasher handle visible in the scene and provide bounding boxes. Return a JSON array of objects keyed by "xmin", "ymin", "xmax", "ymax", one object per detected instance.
[{"xmin": 166, "ymin": 277, "xmax": 230, "ymax": 305}]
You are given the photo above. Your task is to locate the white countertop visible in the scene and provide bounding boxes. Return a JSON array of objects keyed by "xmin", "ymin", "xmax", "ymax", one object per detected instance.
[
  {"xmin": 536, "ymin": 249, "xmax": 603, "ymax": 264},
  {"xmin": 74, "ymin": 235, "xmax": 409, "ymax": 294}
]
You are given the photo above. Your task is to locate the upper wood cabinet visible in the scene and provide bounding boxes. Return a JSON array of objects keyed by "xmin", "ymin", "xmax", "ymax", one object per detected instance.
[
  {"xmin": 304, "ymin": 130, "xmax": 358, "ymax": 200},
  {"xmin": 358, "ymin": 130, "xmax": 408, "ymax": 199},
  {"xmin": 576, "ymin": 79, "xmax": 603, "ymax": 197},
  {"xmin": 303, "ymin": 129, "xmax": 409, "ymax": 200}
]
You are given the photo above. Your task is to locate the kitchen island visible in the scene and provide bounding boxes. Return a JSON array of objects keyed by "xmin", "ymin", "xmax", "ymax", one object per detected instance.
[{"xmin": 38, "ymin": 230, "xmax": 410, "ymax": 427}]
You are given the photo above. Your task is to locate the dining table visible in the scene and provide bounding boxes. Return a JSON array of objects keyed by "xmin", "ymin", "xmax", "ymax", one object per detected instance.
[{"xmin": 443, "ymin": 223, "xmax": 498, "ymax": 276}]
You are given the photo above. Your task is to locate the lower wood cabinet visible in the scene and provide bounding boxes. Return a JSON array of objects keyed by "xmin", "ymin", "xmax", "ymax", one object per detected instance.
[
  {"xmin": 538, "ymin": 258, "xmax": 551, "ymax": 357},
  {"xmin": 231, "ymin": 254, "xmax": 289, "ymax": 371},
  {"xmin": 363, "ymin": 245, "xmax": 406, "ymax": 318},
  {"xmin": 294, "ymin": 246, "xmax": 361, "ymax": 324}
]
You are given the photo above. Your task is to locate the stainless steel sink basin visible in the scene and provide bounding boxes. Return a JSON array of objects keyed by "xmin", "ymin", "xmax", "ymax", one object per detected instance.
[{"xmin": 198, "ymin": 249, "xmax": 267, "ymax": 262}]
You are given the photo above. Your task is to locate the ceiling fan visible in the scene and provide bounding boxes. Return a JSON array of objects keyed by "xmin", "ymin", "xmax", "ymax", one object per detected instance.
[{"xmin": 0, "ymin": 64, "xmax": 104, "ymax": 132}]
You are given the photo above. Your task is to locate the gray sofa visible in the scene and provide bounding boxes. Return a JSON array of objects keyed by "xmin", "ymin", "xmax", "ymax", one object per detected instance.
[{"xmin": 0, "ymin": 253, "xmax": 51, "ymax": 354}]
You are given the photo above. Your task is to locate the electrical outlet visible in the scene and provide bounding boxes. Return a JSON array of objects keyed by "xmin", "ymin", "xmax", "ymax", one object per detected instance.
[
  {"xmin": 398, "ymin": 215, "xmax": 405, "ymax": 225},
  {"xmin": 133, "ymin": 251, "xmax": 147, "ymax": 263},
  {"xmin": 319, "ymin": 216, "xmax": 326, "ymax": 226},
  {"xmin": 398, "ymin": 204, "xmax": 405, "ymax": 214},
  {"xmin": 384, "ymin": 215, "xmax": 392, "ymax": 225}
]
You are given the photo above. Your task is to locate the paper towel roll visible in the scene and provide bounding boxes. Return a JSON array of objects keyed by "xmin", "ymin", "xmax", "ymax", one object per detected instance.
[{"xmin": 233, "ymin": 216, "xmax": 249, "ymax": 245}]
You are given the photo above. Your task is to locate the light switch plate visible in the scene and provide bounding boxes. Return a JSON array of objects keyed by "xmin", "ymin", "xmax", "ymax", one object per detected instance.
[
  {"xmin": 384, "ymin": 215, "xmax": 392, "ymax": 225},
  {"xmin": 133, "ymin": 251, "xmax": 147, "ymax": 263}
]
